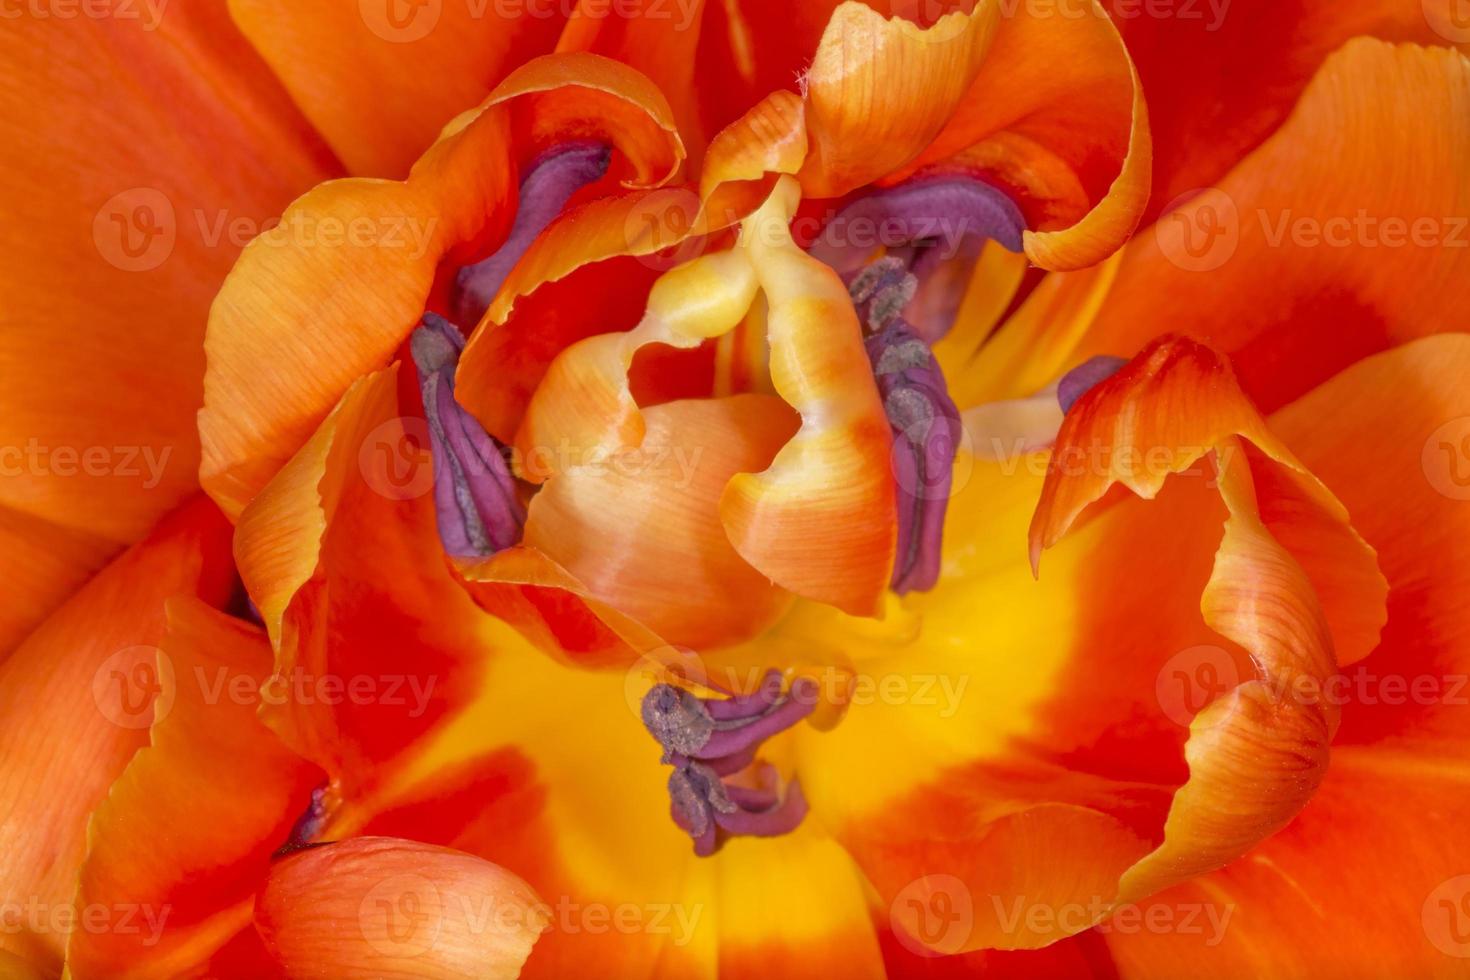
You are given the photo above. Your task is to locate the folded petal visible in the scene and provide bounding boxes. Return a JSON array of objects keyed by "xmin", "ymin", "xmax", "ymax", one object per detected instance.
[
  {"xmin": 1104, "ymin": 334, "xmax": 1470, "ymax": 974},
  {"xmin": 0, "ymin": 4, "xmax": 332, "ymax": 649},
  {"xmin": 0, "ymin": 498, "xmax": 234, "ymax": 971},
  {"xmin": 1079, "ymin": 40, "xmax": 1470, "ymax": 411},
  {"xmin": 798, "ymin": 1, "xmax": 1001, "ymax": 198},
  {"xmin": 200, "ymin": 53, "xmax": 682, "ymax": 518},
  {"xmin": 522, "ymin": 395, "xmax": 798, "ymax": 650},
  {"xmin": 234, "ymin": 366, "xmax": 493, "ymax": 795},
  {"xmin": 67, "ymin": 599, "xmax": 322, "ymax": 980},
  {"xmin": 1031, "ymin": 335, "xmax": 1385, "ymax": 906},
  {"xmin": 907, "ymin": 0, "xmax": 1152, "ymax": 270},
  {"xmin": 255, "ymin": 837, "xmax": 547, "ymax": 978},
  {"xmin": 229, "ymin": 0, "xmax": 566, "ymax": 176},
  {"xmin": 720, "ymin": 177, "xmax": 896, "ymax": 616}
]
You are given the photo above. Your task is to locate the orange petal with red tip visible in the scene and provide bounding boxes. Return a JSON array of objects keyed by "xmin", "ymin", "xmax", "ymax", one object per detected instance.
[
  {"xmin": 234, "ymin": 366, "xmax": 494, "ymax": 795},
  {"xmin": 1108, "ymin": 0, "xmax": 1461, "ymax": 221},
  {"xmin": 229, "ymin": 0, "xmax": 567, "ymax": 177},
  {"xmin": 523, "ymin": 394, "xmax": 799, "ymax": 650},
  {"xmin": 904, "ymin": 0, "xmax": 1151, "ymax": 271},
  {"xmin": 0, "ymin": 5, "xmax": 332, "ymax": 652},
  {"xmin": 1107, "ymin": 335, "xmax": 1470, "ymax": 974},
  {"xmin": 798, "ymin": 1, "xmax": 1001, "ymax": 199},
  {"xmin": 0, "ymin": 497, "xmax": 233, "ymax": 972},
  {"xmin": 1030, "ymin": 335, "xmax": 1386, "ymax": 906},
  {"xmin": 1078, "ymin": 40, "xmax": 1470, "ymax": 412},
  {"xmin": 201, "ymin": 53, "xmax": 683, "ymax": 519},
  {"xmin": 720, "ymin": 177, "xmax": 896, "ymax": 616},
  {"xmin": 255, "ymin": 837, "xmax": 547, "ymax": 979},
  {"xmin": 66, "ymin": 599, "xmax": 322, "ymax": 980}
]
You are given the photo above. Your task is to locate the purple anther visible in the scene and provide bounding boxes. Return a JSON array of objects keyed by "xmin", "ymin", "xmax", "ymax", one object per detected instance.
[
  {"xmin": 852, "ymin": 259, "xmax": 963, "ymax": 595},
  {"xmin": 809, "ymin": 175, "xmax": 1026, "ymax": 278},
  {"xmin": 274, "ymin": 784, "xmax": 330, "ymax": 857},
  {"xmin": 811, "ymin": 176, "xmax": 1026, "ymax": 342},
  {"xmin": 1057, "ymin": 355, "xmax": 1129, "ymax": 413},
  {"xmin": 410, "ymin": 313, "xmax": 526, "ymax": 557},
  {"xmin": 642, "ymin": 677, "xmax": 817, "ymax": 855},
  {"xmin": 452, "ymin": 141, "xmax": 611, "ymax": 326}
]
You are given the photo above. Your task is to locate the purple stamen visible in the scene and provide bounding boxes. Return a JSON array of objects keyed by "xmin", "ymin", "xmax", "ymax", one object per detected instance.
[
  {"xmin": 852, "ymin": 258, "xmax": 963, "ymax": 595},
  {"xmin": 410, "ymin": 313, "xmax": 526, "ymax": 557},
  {"xmin": 809, "ymin": 176, "xmax": 1026, "ymax": 276},
  {"xmin": 1057, "ymin": 355, "xmax": 1129, "ymax": 413},
  {"xmin": 453, "ymin": 141, "xmax": 611, "ymax": 326},
  {"xmin": 642, "ymin": 675, "xmax": 815, "ymax": 855},
  {"xmin": 810, "ymin": 175, "xmax": 1025, "ymax": 342}
]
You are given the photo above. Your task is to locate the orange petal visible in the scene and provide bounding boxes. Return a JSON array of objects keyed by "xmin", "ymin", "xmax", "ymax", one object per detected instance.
[
  {"xmin": 255, "ymin": 837, "xmax": 547, "ymax": 979},
  {"xmin": 0, "ymin": 498, "xmax": 233, "ymax": 971},
  {"xmin": 1079, "ymin": 40, "xmax": 1470, "ymax": 412},
  {"xmin": 906, "ymin": 0, "xmax": 1152, "ymax": 271},
  {"xmin": 1104, "ymin": 334, "xmax": 1470, "ymax": 975},
  {"xmin": 0, "ymin": 5, "xmax": 332, "ymax": 650},
  {"xmin": 229, "ymin": 0, "xmax": 567, "ymax": 177},
  {"xmin": 1030, "ymin": 335, "xmax": 1385, "ymax": 905},
  {"xmin": 200, "ymin": 53, "xmax": 682, "ymax": 519},
  {"xmin": 67, "ymin": 600, "xmax": 322, "ymax": 980},
  {"xmin": 522, "ymin": 394, "xmax": 798, "ymax": 650},
  {"xmin": 720, "ymin": 177, "xmax": 896, "ymax": 616},
  {"xmin": 1109, "ymin": 0, "xmax": 1461, "ymax": 220},
  {"xmin": 234, "ymin": 366, "xmax": 495, "ymax": 795},
  {"xmin": 556, "ymin": 0, "xmax": 709, "ymax": 157},
  {"xmin": 798, "ymin": 1, "xmax": 1001, "ymax": 198}
]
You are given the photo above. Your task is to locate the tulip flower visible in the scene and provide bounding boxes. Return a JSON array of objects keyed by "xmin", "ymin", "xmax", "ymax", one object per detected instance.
[{"xmin": 2, "ymin": 1, "xmax": 1468, "ymax": 978}]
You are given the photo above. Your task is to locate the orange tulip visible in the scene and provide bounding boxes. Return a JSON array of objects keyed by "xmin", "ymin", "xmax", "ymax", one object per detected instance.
[{"xmin": 2, "ymin": 1, "xmax": 1468, "ymax": 977}]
